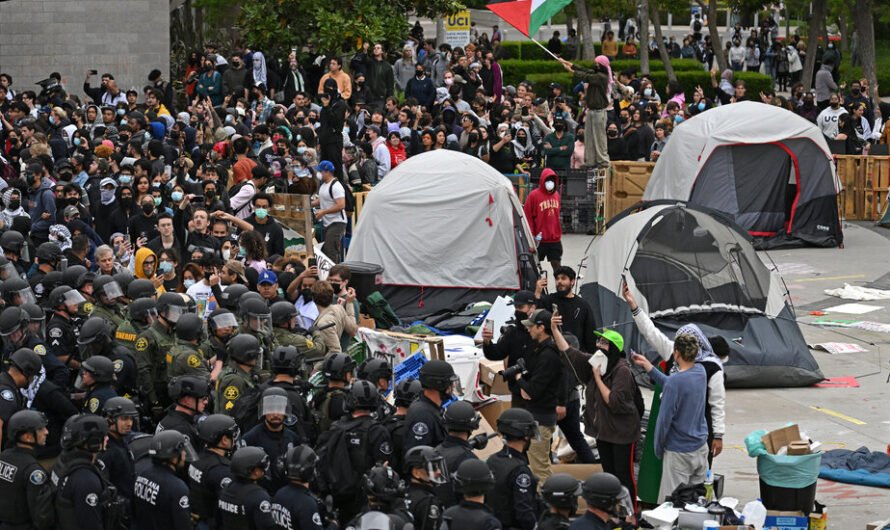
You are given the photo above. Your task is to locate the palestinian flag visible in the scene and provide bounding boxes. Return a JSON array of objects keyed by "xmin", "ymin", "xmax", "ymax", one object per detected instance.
[{"xmin": 486, "ymin": 0, "xmax": 573, "ymax": 38}]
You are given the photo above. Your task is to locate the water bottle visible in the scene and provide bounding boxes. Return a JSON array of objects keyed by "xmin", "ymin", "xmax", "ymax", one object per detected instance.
[
  {"xmin": 703, "ymin": 469, "xmax": 714, "ymax": 502},
  {"xmin": 535, "ymin": 232, "xmax": 543, "ymax": 244}
]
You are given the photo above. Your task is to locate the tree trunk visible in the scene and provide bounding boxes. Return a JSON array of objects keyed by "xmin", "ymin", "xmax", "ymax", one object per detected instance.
[
  {"xmin": 852, "ymin": 0, "xmax": 877, "ymax": 100},
  {"xmin": 436, "ymin": 18, "xmax": 445, "ymax": 47},
  {"xmin": 639, "ymin": 0, "xmax": 651, "ymax": 75},
  {"xmin": 649, "ymin": 1, "xmax": 676, "ymax": 82},
  {"xmin": 566, "ymin": 13, "xmax": 574, "ymax": 35},
  {"xmin": 698, "ymin": 0, "xmax": 726, "ymax": 72},
  {"xmin": 801, "ymin": 0, "xmax": 827, "ymax": 90},
  {"xmin": 194, "ymin": 4, "xmax": 204, "ymax": 49},
  {"xmin": 575, "ymin": 0, "xmax": 595, "ymax": 60}
]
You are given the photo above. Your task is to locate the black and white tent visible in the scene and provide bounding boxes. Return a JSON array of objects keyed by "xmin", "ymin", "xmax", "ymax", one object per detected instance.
[
  {"xmin": 580, "ymin": 203, "xmax": 823, "ymax": 388},
  {"xmin": 643, "ymin": 102, "xmax": 842, "ymax": 249}
]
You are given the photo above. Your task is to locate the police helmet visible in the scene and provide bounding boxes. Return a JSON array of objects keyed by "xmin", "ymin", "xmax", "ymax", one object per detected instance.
[
  {"xmin": 77, "ymin": 317, "xmax": 112, "ymax": 347},
  {"xmin": 35, "ymin": 242, "xmax": 62, "ymax": 264},
  {"xmin": 404, "ymin": 446, "xmax": 449, "ymax": 484},
  {"xmin": 81, "ymin": 355, "xmax": 115, "ymax": 384},
  {"xmin": 219, "ymin": 284, "xmax": 249, "ymax": 311},
  {"xmin": 150, "ymin": 430, "xmax": 193, "ymax": 462},
  {"xmin": 226, "ymin": 334, "xmax": 261, "ymax": 364},
  {"xmin": 21, "ymin": 303, "xmax": 45, "ymax": 323},
  {"xmin": 7, "ymin": 410, "xmax": 48, "ymax": 443},
  {"xmin": 0, "ymin": 230, "xmax": 25, "ymax": 252},
  {"xmin": 443, "ymin": 400, "xmax": 480, "ymax": 433},
  {"xmin": 103, "ymin": 397, "xmax": 139, "ymax": 420},
  {"xmin": 197, "ymin": 414, "xmax": 240, "ymax": 447},
  {"xmin": 581, "ymin": 473, "xmax": 623, "ymax": 511},
  {"xmin": 168, "ymin": 375, "xmax": 211, "ymax": 400},
  {"xmin": 284, "ymin": 445, "xmax": 318, "ymax": 482},
  {"xmin": 75, "ymin": 270, "xmax": 96, "ymax": 291},
  {"xmin": 237, "ymin": 291, "xmax": 264, "ymax": 312},
  {"xmin": 113, "ymin": 271, "xmax": 135, "ymax": 296},
  {"xmin": 3, "ymin": 278, "xmax": 35, "ymax": 304},
  {"xmin": 230, "ymin": 446, "xmax": 270, "ymax": 480},
  {"xmin": 356, "ymin": 358, "xmax": 392, "ymax": 383},
  {"xmin": 363, "ymin": 465, "xmax": 406, "ymax": 501},
  {"xmin": 9, "ymin": 348, "xmax": 41, "ymax": 378},
  {"xmin": 322, "ymin": 352, "xmax": 356, "ymax": 382},
  {"xmin": 270, "ymin": 301, "xmax": 298, "ymax": 327},
  {"xmin": 0, "ymin": 306, "xmax": 28, "ymax": 336},
  {"xmin": 349, "ymin": 379, "xmax": 380, "ymax": 411},
  {"xmin": 208, "ymin": 308, "xmax": 238, "ymax": 334},
  {"xmin": 62, "ymin": 265, "xmax": 88, "ymax": 288},
  {"xmin": 240, "ymin": 297, "xmax": 270, "ymax": 319},
  {"xmin": 157, "ymin": 292, "xmax": 187, "ymax": 323},
  {"xmin": 269, "ymin": 345, "xmax": 303, "ymax": 375},
  {"xmin": 496, "ymin": 408, "xmax": 539, "ymax": 440},
  {"xmin": 418, "ymin": 360, "xmax": 458, "ymax": 393},
  {"xmin": 453, "ymin": 459, "xmax": 496, "ymax": 495},
  {"xmin": 61, "ymin": 413, "xmax": 108, "ymax": 452},
  {"xmin": 175, "ymin": 313, "xmax": 205, "ymax": 342},
  {"xmin": 40, "ymin": 271, "xmax": 63, "ymax": 294},
  {"xmin": 93, "ymin": 276, "xmax": 124, "ymax": 302},
  {"xmin": 394, "ymin": 378, "xmax": 423, "ymax": 408},
  {"xmin": 127, "ymin": 297, "xmax": 158, "ymax": 324},
  {"xmin": 48, "ymin": 285, "xmax": 85, "ymax": 309},
  {"xmin": 542, "ymin": 473, "xmax": 582, "ymax": 510},
  {"xmin": 127, "ymin": 279, "xmax": 156, "ymax": 301}
]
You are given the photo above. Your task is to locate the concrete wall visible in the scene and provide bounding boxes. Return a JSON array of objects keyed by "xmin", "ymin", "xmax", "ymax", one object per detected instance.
[{"xmin": 0, "ymin": 0, "xmax": 169, "ymax": 101}]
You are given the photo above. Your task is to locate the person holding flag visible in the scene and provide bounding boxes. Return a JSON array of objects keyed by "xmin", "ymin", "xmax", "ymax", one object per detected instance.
[{"xmin": 556, "ymin": 56, "xmax": 611, "ymax": 169}]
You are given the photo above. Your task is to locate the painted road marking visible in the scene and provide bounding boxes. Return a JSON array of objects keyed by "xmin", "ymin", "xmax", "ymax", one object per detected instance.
[
  {"xmin": 810, "ymin": 406, "xmax": 867, "ymax": 425},
  {"xmin": 796, "ymin": 274, "xmax": 867, "ymax": 283}
]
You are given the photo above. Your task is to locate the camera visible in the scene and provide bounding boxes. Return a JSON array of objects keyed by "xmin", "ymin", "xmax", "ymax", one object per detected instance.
[{"xmin": 499, "ymin": 357, "xmax": 527, "ymax": 380}]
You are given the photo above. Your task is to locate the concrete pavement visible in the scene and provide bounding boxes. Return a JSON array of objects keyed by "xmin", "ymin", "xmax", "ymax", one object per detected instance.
[{"xmin": 555, "ymin": 221, "xmax": 890, "ymax": 526}]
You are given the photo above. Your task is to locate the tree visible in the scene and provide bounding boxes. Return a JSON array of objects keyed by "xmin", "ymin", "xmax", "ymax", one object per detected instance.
[
  {"xmin": 801, "ymin": 0, "xmax": 827, "ymax": 90},
  {"xmin": 648, "ymin": 1, "xmax": 676, "ymax": 82},
  {"xmin": 696, "ymin": 0, "xmax": 727, "ymax": 72},
  {"xmin": 574, "ymin": 0, "xmax": 596, "ymax": 60},
  {"xmin": 639, "ymin": 0, "xmax": 651, "ymax": 74},
  {"xmin": 852, "ymin": 0, "xmax": 877, "ymax": 99}
]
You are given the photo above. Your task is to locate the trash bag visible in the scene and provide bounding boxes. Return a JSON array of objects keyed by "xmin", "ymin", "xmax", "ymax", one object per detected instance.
[{"xmin": 745, "ymin": 429, "xmax": 823, "ymax": 488}]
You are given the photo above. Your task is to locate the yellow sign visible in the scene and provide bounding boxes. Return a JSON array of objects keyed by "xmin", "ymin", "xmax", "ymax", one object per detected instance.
[{"xmin": 446, "ymin": 10, "xmax": 471, "ymax": 31}]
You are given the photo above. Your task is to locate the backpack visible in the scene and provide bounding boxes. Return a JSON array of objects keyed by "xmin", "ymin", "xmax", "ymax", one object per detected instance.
[
  {"xmin": 315, "ymin": 421, "xmax": 370, "ymax": 495},
  {"xmin": 327, "ymin": 177, "xmax": 355, "ymax": 215},
  {"xmin": 776, "ymin": 48, "xmax": 790, "ymax": 74},
  {"xmin": 365, "ymin": 291, "xmax": 401, "ymax": 330},
  {"xmin": 631, "ymin": 374, "xmax": 646, "ymax": 419},
  {"xmin": 230, "ymin": 181, "xmax": 256, "ymax": 215}
]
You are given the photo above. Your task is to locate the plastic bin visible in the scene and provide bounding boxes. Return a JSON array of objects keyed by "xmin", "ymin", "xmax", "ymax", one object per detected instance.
[
  {"xmin": 759, "ymin": 479, "xmax": 817, "ymax": 514},
  {"xmin": 339, "ymin": 261, "xmax": 384, "ymax": 305}
]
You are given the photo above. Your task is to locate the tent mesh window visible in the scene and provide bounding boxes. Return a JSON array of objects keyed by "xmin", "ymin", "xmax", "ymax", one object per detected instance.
[{"xmin": 630, "ymin": 209, "xmax": 769, "ymax": 317}]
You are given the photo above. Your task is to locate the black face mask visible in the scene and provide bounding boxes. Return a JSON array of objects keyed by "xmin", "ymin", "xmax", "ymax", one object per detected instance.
[
  {"xmin": 514, "ymin": 310, "xmax": 528, "ymax": 323},
  {"xmin": 8, "ymin": 200, "xmax": 20, "ymax": 210},
  {"xmin": 329, "ymin": 282, "xmax": 342, "ymax": 293},
  {"xmin": 608, "ymin": 130, "xmax": 619, "ymax": 138},
  {"xmin": 301, "ymin": 288, "xmax": 313, "ymax": 302},
  {"xmin": 415, "ymin": 72, "xmax": 424, "ymax": 78},
  {"xmin": 142, "ymin": 203, "xmax": 154, "ymax": 215},
  {"xmin": 852, "ymin": 88, "xmax": 861, "ymax": 96},
  {"xmin": 121, "ymin": 197, "xmax": 133, "ymax": 207},
  {"xmin": 554, "ymin": 124, "xmax": 566, "ymax": 133}
]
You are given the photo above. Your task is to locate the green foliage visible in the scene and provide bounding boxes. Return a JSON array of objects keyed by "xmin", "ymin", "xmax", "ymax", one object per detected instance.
[
  {"xmin": 500, "ymin": 58, "xmax": 705, "ymax": 85},
  {"xmin": 839, "ymin": 40, "xmax": 890, "ymax": 96}
]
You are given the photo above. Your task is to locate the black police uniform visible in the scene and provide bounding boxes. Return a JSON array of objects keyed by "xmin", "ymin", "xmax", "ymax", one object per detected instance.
[
  {"xmin": 4, "ymin": 336, "xmax": 69, "ymax": 390},
  {"xmin": 435, "ymin": 435, "xmax": 477, "ymax": 507},
  {"xmin": 567, "ymin": 511, "xmax": 611, "ymax": 530},
  {"xmin": 407, "ymin": 482, "xmax": 443, "ymax": 530},
  {"xmin": 0, "ymin": 372, "xmax": 23, "ymax": 440},
  {"xmin": 106, "ymin": 347, "xmax": 139, "ymax": 399},
  {"xmin": 539, "ymin": 511, "xmax": 572, "ymax": 530},
  {"xmin": 51, "ymin": 452, "xmax": 117, "ymax": 530},
  {"xmin": 46, "ymin": 313, "xmax": 78, "ymax": 374},
  {"xmin": 132, "ymin": 461, "xmax": 193, "ymax": 529},
  {"xmin": 0, "ymin": 445, "xmax": 54, "ymax": 529},
  {"xmin": 156, "ymin": 409, "xmax": 200, "ymax": 449},
  {"xmin": 217, "ymin": 478, "xmax": 276, "ymax": 530},
  {"xmin": 241, "ymin": 424, "xmax": 301, "ymax": 493},
  {"xmin": 381, "ymin": 413, "xmax": 406, "ymax": 478},
  {"xmin": 258, "ymin": 379, "xmax": 312, "ymax": 443},
  {"xmin": 188, "ymin": 450, "xmax": 232, "ymax": 527},
  {"xmin": 404, "ymin": 395, "xmax": 446, "ymax": 453},
  {"xmin": 83, "ymin": 384, "xmax": 118, "ymax": 415},
  {"xmin": 442, "ymin": 500, "xmax": 502, "ymax": 530},
  {"xmin": 486, "ymin": 445, "xmax": 539, "ymax": 530},
  {"xmin": 271, "ymin": 483, "xmax": 324, "ymax": 530},
  {"xmin": 99, "ymin": 435, "xmax": 135, "ymax": 499}
]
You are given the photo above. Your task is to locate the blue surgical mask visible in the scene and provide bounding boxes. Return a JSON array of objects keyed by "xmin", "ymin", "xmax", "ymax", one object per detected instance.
[
  {"xmin": 171, "ymin": 191, "xmax": 184, "ymax": 202},
  {"xmin": 120, "ymin": 119, "xmax": 128, "ymax": 127},
  {"xmin": 675, "ymin": 115, "xmax": 684, "ymax": 124},
  {"xmin": 238, "ymin": 245, "xmax": 247, "ymax": 257},
  {"xmin": 117, "ymin": 108, "xmax": 126, "ymax": 116},
  {"xmin": 152, "ymin": 182, "xmax": 161, "ymax": 189},
  {"xmin": 153, "ymin": 196, "xmax": 162, "ymax": 206},
  {"xmin": 73, "ymin": 138, "xmax": 81, "ymax": 146},
  {"xmin": 297, "ymin": 146, "xmax": 307, "ymax": 154},
  {"xmin": 698, "ymin": 102, "xmax": 705, "ymax": 111},
  {"xmin": 158, "ymin": 261, "xmax": 174, "ymax": 273},
  {"xmin": 183, "ymin": 279, "xmax": 196, "ymax": 289},
  {"xmin": 255, "ymin": 207, "xmax": 268, "ymax": 219},
  {"xmin": 119, "ymin": 175, "xmax": 132, "ymax": 185}
]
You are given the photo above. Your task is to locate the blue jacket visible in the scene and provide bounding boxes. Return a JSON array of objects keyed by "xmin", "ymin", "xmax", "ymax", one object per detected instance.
[{"xmin": 28, "ymin": 179, "xmax": 56, "ymax": 237}]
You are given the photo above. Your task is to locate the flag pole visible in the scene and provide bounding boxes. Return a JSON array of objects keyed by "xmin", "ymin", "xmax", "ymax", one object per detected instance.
[{"xmin": 527, "ymin": 37, "xmax": 564, "ymax": 62}]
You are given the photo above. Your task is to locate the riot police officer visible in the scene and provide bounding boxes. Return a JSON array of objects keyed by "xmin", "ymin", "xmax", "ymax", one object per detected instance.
[
  {"xmin": 271, "ymin": 445, "xmax": 326, "ymax": 530},
  {"xmin": 46, "ymin": 285, "xmax": 87, "ymax": 372},
  {"xmin": 0, "ymin": 230, "xmax": 28, "ymax": 278},
  {"xmin": 2, "ymin": 277, "xmax": 36, "ymax": 307},
  {"xmin": 158, "ymin": 375, "xmax": 210, "ymax": 449},
  {"xmin": 99, "ymin": 397, "xmax": 138, "ymax": 500},
  {"xmin": 405, "ymin": 360, "xmax": 458, "ymax": 452},
  {"xmin": 132, "ymin": 430, "xmax": 194, "ymax": 529},
  {"xmin": 568, "ymin": 473, "xmax": 625, "ymax": 530},
  {"xmin": 0, "ymin": 305, "xmax": 68, "ymax": 389},
  {"xmin": 127, "ymin": 279, "xmax": 157, "ymax": 304},
  {"xmin": 29, "ymin": 242, "xmax": 62, "ymax": 295},
  {"xmin": 242, "ymin": 387, "xmax": 302, "ymax": 493},
  {"xmin": 404, "ymin": 446, "xmax": 447, "ymax": 530},
  {"xmin": 435, "ymin": 400, "xmax": 484, "ymax": 508},
  {"xmin": 259, "ymin": 345, "xmax": 313, "ymax": 442},
  {"xmin": 486, "ymin": 408, "xmax": 540, "ymax": 530},
  {"xmin": 0, "ymin": 348, "xmax": 42, "ymax": 448},
  {"xmin": 382, "ymin": 378, "xmax": 421, "ymax": 476},
  {"xmin": 270, "ymin": 301, "xmax": 327, "ymax": 372},
  {"xmin": 312, "ymin": 352, "xmax": 355, "ymax": 432},
  {"xmin": 357, "ymin": 357, "xmax": 395, "ymax": 419},
  {"xmin": 316, "ymin": 380, "xmax": 393, "ymax": 524},
  {"xmin": 346, "ymin": 465, "xmax": 412, "ymax": 530},
  {"xmin": 190, "ymin": 414, "xmax": 238, "ymax": 529},
  {"xmin": 441, "ymin": 459, "xmax": 501, "ymax": 530},
  {"xmin": 239, "ymin": 297, "xmax": 274, "ymax": 369},
  {"xmin": 79, "ymin": 356, "xmax": 118, "ymax": 415},
  {"xmin": 52, "ymin": 414, "xmax": 124, "ymax": 530},
  {"xmin": 216, "ymin": 334, "xmax": 261, "ymax": 416},
  {"xmin": 218, "ymin": 284, "xmax": 249, "ymax": 312},
  {"xmin": 539, "ymin": 474, "xmax": 582, "ymax": 530},
  {"xmin": 168, "ymin": 313, "xmax": 211, "ymax": 379},
  {"xmin": 203, "ymin": 308, "xmax": 238, "ymax": 382},
  {"xmin": 77, "ymin": 317, "xmax": 137, "ymax": 399},
  {"xmin": 217, "ymin": 446, "xmax": 275, "ymax": 530},
  {"xmin": 0, "ymin": 410, "xmax": 54, "ymax": 530},
  {"xmin": 89, "ymin": 276, "xmax": 126, "ymax": 332},
  {"xmin": 135, "ymin": 292, "xmax": 186, "ymax": 412},
  {"xmin": 114, "ymin": 297, "xmax": 157, "ymax": 355}
]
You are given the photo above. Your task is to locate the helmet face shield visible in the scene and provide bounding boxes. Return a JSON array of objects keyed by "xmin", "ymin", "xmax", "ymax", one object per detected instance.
[
  {"xmin": 425, "ymin": 455, "xmax": 450, "ymax": 485},
  {"xmin": 260, "ymin": 394, "xmax": 289, "ymax": 418},
  {"xmin": 63, "ymin": 289, "xmax": 86, "ymax": 308},
  {"xmin": 164, "ymin": 305, "xmax": 185, "ymax": 323},
  {"xmin": 15, "ymin": 287, "xmax": 36, "ymax": 305},
  {"xmin": 182, "ymin": 436, "xmax": 200, "ymax": 463},
  {"xmin": 211, "ymin": 312, "xmax": 238, "ymax": 332},
  {"xmin": 249, "ymin": 313, "xmax": 272, "ymax": 336},
  {"xmin": 102, "ymin": 280, "xmax": 124, "ymax": 301},
  {"xmin": 0, "ymin": 262, "xmax": 17, "ymax": 281}
]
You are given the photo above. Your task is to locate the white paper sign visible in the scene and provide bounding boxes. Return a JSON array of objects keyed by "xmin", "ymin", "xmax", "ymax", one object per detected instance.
[
  {"xmin": 473, "ymin": 296, "xmax": 515, "ymax": 343},
  {"xmin": 809, "ymin": 342, "xmax": 868, "ymax": 354},
  {"xmin": 312, "ymin": 244, "xmax": 335, "ymax": 281}
]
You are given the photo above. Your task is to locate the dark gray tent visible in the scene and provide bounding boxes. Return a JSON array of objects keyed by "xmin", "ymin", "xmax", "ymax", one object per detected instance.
[{"xmin": 580, "ymin": 203, "xmax": 823, "ymax": 388}]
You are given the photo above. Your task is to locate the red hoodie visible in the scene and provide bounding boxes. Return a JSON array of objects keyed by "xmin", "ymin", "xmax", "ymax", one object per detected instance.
[
  {"xmin": 388, "ymin": 143, "xmax": 407, "ymax": 169},
  {"xmin": 523, "ymin": 168, "xmax": 562, "ymax": 243}
]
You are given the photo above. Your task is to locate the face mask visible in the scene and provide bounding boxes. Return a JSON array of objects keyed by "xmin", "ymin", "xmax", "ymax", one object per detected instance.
[
  {"xmin": 544, "ymin": 180, "xmax": 556, "ymax": 192},
  {"xmin": 7, "ymin": 199, "xmax": 20, "ymax": 211},
  {"xmin": 444, "ymin": 78, "xmax": 453, "ymax": 86},
  {"xmin": 119, "ymin": 175, "xmax": 132, "ymax": 185},
  {"xmin": 697, "ymin": 102, "xmax": 705, "ymax": 111},
  {"xmin": 116, "ymin": 108, "xmax": 126, "ymax": 116},
  {"xmin": 330, "ymin": 282, "xmax": 342, "ymax": 293},
  {"xmin": 171, "ymin": 191, "xmax": 184, "ymax": 202},
  {"xmin": 238, "ymin": 245, "xmax": 247, "ymax": 257},
  {"xmin": 100, "ymin": 189, "xmax": 116, "ymax": 205},
  {"xmin": 142, "ymin": 203, "xmax": 154, "ymax": 215},
  {"xmin": 222, "ymin": 248, "xmax": 231, "ymax": 260},
  {"xmin": 159, "ymin": 261, "xmax": 174, "ymax": 273},
  {"xmin": 253, "ymin": 141, "xmax": 261, "ymax": 150},
  {"xmin": 831, "ymin": 102, "xmax": 839, "ymax": 109},
  {"xmin": 255, "ymin": 207, "xmax": 268, "ymax": 219},
  {"xmin": 300, "ymin": 288, "xmax": 313, "ymax": 302},
  {"xmin": 152, "ymin": 182, "xmax": 161, "ymax": 189},
  {"xmin": 297, "ymin": 146, "xmax": 307, "ymax": 154},
  {"xmin": 852, "ymin": 88, "xmax": 861, "ymax": 96},
  {"xmin": 205, "ymin": 191, "xmax": 216, "ymax": 201},
  {"xmin": 153, "ymin": 197, "xmax": 162, "ymax": 206},
  {"xmin": 644, "ymin": 88, "xmax": 653, "ymax": 97},
  {"xmin": 183, "ymin": 279, "xmax": 196, "ymax": 289},
  {"xmin": 416, "ymin": 71, "xmax": 424, "ymax": 78},
  {"xmin": 608, "ymin": 130, "xmax": 619, "ymax": 138},
  {"xmin": 120, "ymin": 119, "xmax": 128, "ymax": 126},
  {"xmin": 49, "ymin": 116, "xmax": 56, "ymax": 126},
  {"xmin": 674, "ymin": 115, "xmax": 684, "ymax": 124},
  {"xmin": 73, "ymin": 138, "xmax": 81, "ymax": 146},
  {"xmin": 514, "ymin": 310, "xmax": 528, "ymax": 322}
]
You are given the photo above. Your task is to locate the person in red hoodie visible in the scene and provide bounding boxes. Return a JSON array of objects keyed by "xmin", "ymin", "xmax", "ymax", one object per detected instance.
[
  {"xmin": 524, "ymin": 168, "xmax": 562, "ymax": 271},
  {"xmin": 386, "ymin": 130, "xmax": 407, "ymax": 169}
]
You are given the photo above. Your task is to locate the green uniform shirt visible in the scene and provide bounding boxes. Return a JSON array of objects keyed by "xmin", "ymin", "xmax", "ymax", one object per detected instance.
[
  {"xmin": 167, "ymin": 341, "xmax": 211, "ymax": 379},
  {"xmin": 215, "ymin": 364, "xmax": 257, "ymax": 415},
  {"xmin": 135, "ymin": 321, "xmax": 176, "ymax": 406},
  {"xmin": 89, "ymin": 303, "xmax": 125, "ymax": 332}
]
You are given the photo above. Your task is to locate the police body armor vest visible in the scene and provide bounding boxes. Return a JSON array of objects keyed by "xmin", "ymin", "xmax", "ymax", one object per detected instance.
[
  {"xmin": 188, "ymin": 450, "xmax": 230, "ymax": 520},
  {"xmin": 486, "ymin": 452, "xmax": 526, "ymax": 528},
  {"xmin": 217, "ymin": 480, "xmax": 266, "ymax": 530}
]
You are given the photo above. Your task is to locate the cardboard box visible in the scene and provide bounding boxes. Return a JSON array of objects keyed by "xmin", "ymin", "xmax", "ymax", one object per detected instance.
[
  {"xmin": 478, "ymin": 359, "xmax": 511, "ymax": 396},
  {"xmin": 761, "ymin": 424, "xmax": 804, "ymax": 455},
  {"xmin": 478, "ymin": 397, "xmax": 511, "ymax": 428},
  {"xmin": 764, "ymin": 511, "xmax": 808, "ymax": 530},
  {"xmin": 470, "ymin": 414, "xmax": 504, "ymax": 460},
  {"xmin": 359, "ymin": 313, "xmax": 376, "ymax": 330},
  {"xmin": 787, "ymin": 441, "xmax": 810, "ymax": 455}
]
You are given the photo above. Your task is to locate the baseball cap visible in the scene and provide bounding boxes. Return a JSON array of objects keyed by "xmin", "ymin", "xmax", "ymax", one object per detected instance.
[
  {"xmin": 100, "ymin": 177, "xmax": 117, "ymax": 189},
  {"xmin": 257, "ymin": 269, "xmax": 278, "ymax": 285},
  {"xmin": 62, "ymin": 205, "xmax": 80, "ymax": 219},
  {"xmin": 521, "ymin": 309, "xmax": 552, "ymax": 328},
  {"xmin": 512, "ymin": 290, "xmax": 536, "ymax": 306},
  {"xmin": 594, "ymin": 329, "xmax": 625, "ymax": 352},
  {"xmin": 224, "ymin": 260, "xmax": 248, "ymax": 283},
  {"xmin": 316, "ymin": 160, "xmax": 335, "ymax": 173}
]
